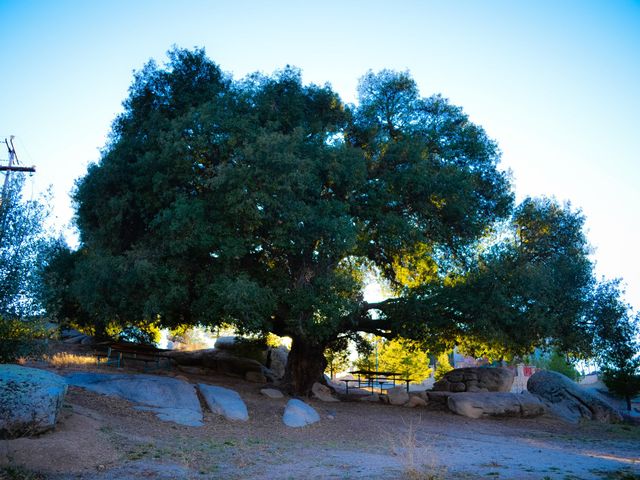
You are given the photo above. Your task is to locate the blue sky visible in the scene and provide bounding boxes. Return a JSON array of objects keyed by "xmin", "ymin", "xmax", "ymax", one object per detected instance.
[{"xmin": 1, "ymin": 0, "xmax": 639, "ymax": 311}]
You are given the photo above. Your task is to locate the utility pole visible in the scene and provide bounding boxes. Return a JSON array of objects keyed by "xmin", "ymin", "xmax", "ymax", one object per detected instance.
[{"xmin": 1, "ymin": 136, "xmax": 36, "ymax": 205}]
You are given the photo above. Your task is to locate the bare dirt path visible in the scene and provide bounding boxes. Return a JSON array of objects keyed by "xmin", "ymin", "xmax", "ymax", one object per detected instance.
[{"xmin": 1, "ymin": 361, "xmax": 639, "ymax": 479}]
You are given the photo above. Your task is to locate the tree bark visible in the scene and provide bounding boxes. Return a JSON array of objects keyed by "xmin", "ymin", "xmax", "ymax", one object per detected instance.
[{"xmin": 283, "ymin": 336, "xmax": 328, "ymax": 396}]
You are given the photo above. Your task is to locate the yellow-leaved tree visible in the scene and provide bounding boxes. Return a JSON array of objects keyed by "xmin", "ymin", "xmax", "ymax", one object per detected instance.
[
  {"xmin": 434, "ymin": 351, "xmax": 453, "ymax": 380},
  {"xmin": 361, "ymin": 337, "xmax": 432, "ymax": 381}
]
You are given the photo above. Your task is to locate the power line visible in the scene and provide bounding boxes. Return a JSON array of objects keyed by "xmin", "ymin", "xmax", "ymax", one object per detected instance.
[
  {"xmin": 1, "ymin": 136, "xmax": 37, "ymax": 207},
  {"xmin": 1, "ymin": 136, "xmax": 35, "ymax": 173}
]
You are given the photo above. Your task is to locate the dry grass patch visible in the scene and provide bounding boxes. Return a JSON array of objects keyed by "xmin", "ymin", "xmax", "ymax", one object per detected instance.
[
  {"xmin": 390, "ymin": 417, "xmax": 447, "ymax": 480},
  {"xmin": 44, "ymin": 352, "xmax": 96, "ymax": 368}
]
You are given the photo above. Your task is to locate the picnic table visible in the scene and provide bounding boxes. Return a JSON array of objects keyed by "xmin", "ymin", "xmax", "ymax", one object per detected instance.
[
  {"xmin": 95, "ymin": 343, "xmax": 172, "ymax": 371},
  {"xmin": 341, "ymin": 370, "xmax": 412, "ymax": 395}
]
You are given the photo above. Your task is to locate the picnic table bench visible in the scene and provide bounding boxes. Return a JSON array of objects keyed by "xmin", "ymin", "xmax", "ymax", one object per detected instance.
[
  {"xmin": 95, "ymin": 343, "xmax": 172, "ymax": 371},
  {"xmin": 341, "ymin": 370, "xmax": 412, "ymax": 395}
]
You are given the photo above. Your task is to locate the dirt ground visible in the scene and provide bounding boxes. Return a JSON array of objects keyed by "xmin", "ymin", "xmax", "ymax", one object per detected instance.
[{"xmin": 1, "ymin": 349, "xmax": 639, "ymax": 480}]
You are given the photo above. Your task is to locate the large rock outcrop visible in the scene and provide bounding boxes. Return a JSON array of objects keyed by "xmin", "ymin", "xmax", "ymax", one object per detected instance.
[
  {"xmin": 433, "ymin": 367, "xmax": 514, "ymax": 393},
  {"xmin": 527, "ymin": 370, "xmax": 622, "ymax": 423},
  {"xmin": 447, "ymin": 392, "xmax": 546, "ymax": 419},
  {"xmin": 213, "ymin": 337, "xmax": 290, "ymax": 380},
  {"xmin": 167, "ymin": 348, "xmax": 275, "ymax": 381},
  {"xmin": 1, "ymin": 365, "xmax": 68, "ymax": 438},
  {"xmin": 66, "ymin": 372, "xmax": 203, "ymax": 426}
]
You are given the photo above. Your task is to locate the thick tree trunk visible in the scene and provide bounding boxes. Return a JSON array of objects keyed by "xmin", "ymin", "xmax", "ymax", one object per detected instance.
[{"xmin": 283, "ymin": 336, "xmax": 328, "ymax": 396}]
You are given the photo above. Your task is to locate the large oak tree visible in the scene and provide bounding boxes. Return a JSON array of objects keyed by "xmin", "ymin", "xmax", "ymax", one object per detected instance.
[{"xmin": 64, "ymin": 48, "xmax": 615, "ymax": 394}]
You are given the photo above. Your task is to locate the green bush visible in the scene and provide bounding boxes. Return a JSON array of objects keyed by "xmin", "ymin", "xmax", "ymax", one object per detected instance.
[
  {"xmin": 526, "ymin": 349, "xmax": 580, "ymax": 381},
  {"xmin": 601, "ymin": 363, "xmax": 640, "ymax": 411},
  {"xmin": 546, "ymin": 350, "xmax": 580, "ymax": 381},
  {"xmin": 0, "ymin": 316, "xmax": 50, "ymax": 363}
]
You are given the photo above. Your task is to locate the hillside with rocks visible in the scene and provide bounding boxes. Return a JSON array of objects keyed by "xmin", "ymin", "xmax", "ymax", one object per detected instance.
[{"xmin": 1, "ymin": 343, "xmax": 639, "ymax": 479}]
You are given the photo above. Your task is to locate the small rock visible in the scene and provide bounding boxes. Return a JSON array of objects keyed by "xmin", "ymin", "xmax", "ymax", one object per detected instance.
[
  {"xmin": 283, "ymin": 399, "xmax": 320, "ymax": 427},
  {"xmin": 387, "ymin": 386, "xmax": 410, "ymax": 406},
  {"xmin": 312, "ymin": 382, "xmax": 339, "ymax": 402},
  {"xmin": 414, "ymin": 391, "xmax": 429, "ymax": 402},
  {"xmin": 198, "ymin": 384, "xmax": 249, "ymax": 421},
  {"xmin": 261, "ymin": 388, "xmax": 284, "ymax": 399},
  {"xmin": 404, "ymin": 395, "xmax": 428, "ymax": 408},
  {"xmin": 267, "ymin": 346, "xmax": 289, "ymax": 380}
]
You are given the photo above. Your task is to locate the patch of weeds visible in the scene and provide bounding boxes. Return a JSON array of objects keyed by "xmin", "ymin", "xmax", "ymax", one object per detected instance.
[
  {"xmin": 0, "ymin": 466, "xmax": 45, "ymax": 480},
  {"xmin": 151, "ymin": 446, "xmax": 172, "ymax": 460},
  {"xmin": 125, "ymin": 442, "xmax": 155, "ymax": 461},
  {"xmin": 194, "ymin": 438, "xmax": 237, "ymax": 453},
  {"xmin": 591, "ymin": 468, "xmax": 640, "ymax": 480},
  {"xmin": 197, "ymin": 464, "xmax": 219, "ymax": 476},
  {"xmin": 162, "ymin": 438, "xmax": 230, "ymax": 473},
  {"xmin": 595, "ymin": 424, "xmax": 640, "ymax": 441}
]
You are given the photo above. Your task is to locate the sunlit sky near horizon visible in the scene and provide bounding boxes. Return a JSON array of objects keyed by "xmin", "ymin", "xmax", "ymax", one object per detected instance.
[{"xmin": 1, "ymin": 1, "xmax": 639, "ymax": 312}]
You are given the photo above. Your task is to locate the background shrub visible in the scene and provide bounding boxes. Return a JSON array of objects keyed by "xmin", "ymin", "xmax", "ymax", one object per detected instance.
[{"xmin": 0, "ymin": 316, "xmax": 51, "ymax": 363}]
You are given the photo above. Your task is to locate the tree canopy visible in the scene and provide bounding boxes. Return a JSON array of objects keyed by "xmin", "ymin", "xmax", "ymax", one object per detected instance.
[
  {"xmin": 592, "ymin": 280, "xmax": 640, "ymax": 410},
  {"xmin": 0, "ymin": 173, "xmax": 53, "ymax": 318},
  {"xmin": 53, "ymin": 48, "xmax": 636, "ymax": 395}
]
